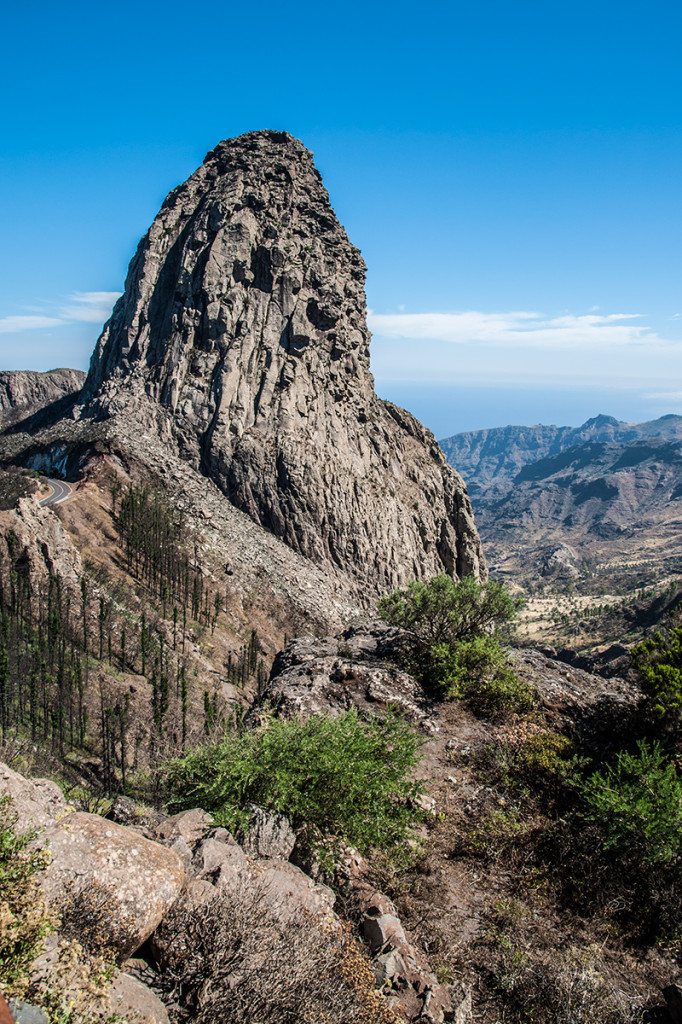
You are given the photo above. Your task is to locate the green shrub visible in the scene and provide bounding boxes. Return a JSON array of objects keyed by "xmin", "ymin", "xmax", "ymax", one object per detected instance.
[
  {"xmin": 378, "ymin": 575, "xmax": 532, "ymax": 715},
  {"xmin": 459, "ymin": 661, "xmax": 536, "ymax": 719},
  {"xmin": 0, "ymin": 796, "xmax": 56, "ymax": 999},
  {"xmin": 378, "ymin": 574, "xmax": 520, "ymax": 651},
  {"xmin": 580, "ymin": 741, "xmax": 682, "ymax": 871},
  {"xmin": 164, "ymin": 709, "xmax": 423, "ymax": 860},
  {"xmin": 632, "ymin": 623, "xmax": 682, "ymax": 749}
]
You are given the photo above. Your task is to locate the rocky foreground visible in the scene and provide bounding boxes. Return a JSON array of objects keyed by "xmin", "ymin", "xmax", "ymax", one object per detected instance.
[{"xmin": 3, "ymin": 622, "xmax": 680, "ymax": 1024}]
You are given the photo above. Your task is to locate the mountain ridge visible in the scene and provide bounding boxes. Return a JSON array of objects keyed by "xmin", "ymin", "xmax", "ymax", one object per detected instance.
[{"xmin": 440, "ymin": 413, "xmax": 682, "ymax": 493}]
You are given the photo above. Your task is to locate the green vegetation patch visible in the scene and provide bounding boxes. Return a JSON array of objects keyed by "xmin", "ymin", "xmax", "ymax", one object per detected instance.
[
  {"xmin": 0, "ymin": 796, "xmax": 55, "ymax": 999},
  {"xmin": 379, "ymin": 574, "xmax": 534, "ymax": 716},
  {"xmin": 580, "ymin": 740, "xmax": 682, "ymax": 873},
  {"xmin": 633, "ymin": 622, "xmax": 682, "ymax": 750},
  {"xmin": 164, "ymin": 709, "xmax": 424, "ymax": 861}
]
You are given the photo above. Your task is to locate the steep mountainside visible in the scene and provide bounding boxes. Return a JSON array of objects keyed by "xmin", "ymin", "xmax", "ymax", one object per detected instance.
[
  {"xmin": 78, "ymin": 130, "xmax": 483, "ymax": 590},
  {"xmin": 0, "ymin": 130, "xmax": 489, "ymax": 777},
  {"xmin": 0, "ymin": 368, "xmax": 84, "ymax": 429}
]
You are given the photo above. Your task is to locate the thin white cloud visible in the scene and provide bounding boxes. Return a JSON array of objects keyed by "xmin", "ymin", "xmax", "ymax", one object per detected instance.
[
  {"xmin": 0, "ymin": 291, "xmax": 121, "ymax": 337},
  {"xmin": 59, "ymin": 291, "xmax": 122, "ymax": 323},
  {"xmin": 368, "ymin": 310, "xmax": 656, "ymax": 349},
  {"xmin": 0, "ymin": 315, "xmax": 63, "ymax": 334}
]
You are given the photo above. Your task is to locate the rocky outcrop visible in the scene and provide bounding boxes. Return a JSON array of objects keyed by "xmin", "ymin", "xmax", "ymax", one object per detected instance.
[
  {"xmin": 41, "ymin": 813, "xmax": 187, "ymax": 957},
  {"xmin": 79, "ymin": 130, "xmax": 484, "ymax": 591},
  {"xmin": 0, "ymin": 764, "xmax": 68, "ymax": 832},
  {"xmin": 358, "ymin": 889, "xmax": 471, "ymax": 1024},
  {"xmin": 251, "ymin": 622, "xmax": 438, "ymax": 732},
  {"xmin": 2, "ymin": 761, "xmax": 456, "ymax": 1023},
  {"xmin": 0, "ymin": 370, "xmax": 84, "ymax": 431},
  {"xmin": 0, "ymin": 764, "xmax": 186, "ymax": 960},
  {"xmin": 513, "ymin": 648, "xmax": 640, "ymax": 749}
]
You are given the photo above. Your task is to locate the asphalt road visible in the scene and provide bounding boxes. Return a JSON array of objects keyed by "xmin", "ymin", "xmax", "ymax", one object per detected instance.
[{"xmin": 39, "ymin": 478, "xmax": 73, "ymax": 507}]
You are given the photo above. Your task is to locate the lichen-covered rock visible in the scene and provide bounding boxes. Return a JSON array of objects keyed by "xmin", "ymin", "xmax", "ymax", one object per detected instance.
[
  {"xmin": 41, "ymin": 811, "xmax": 186, "ymax": 957},
  {"xmin": 80, "ymin": 130, "xmax": 484, "ymax": 592},
  {"xmin": 512, "ymin": 648, "xmax": 641, "ymax": 747},
  {"xmin": 241, "ymin": 805, "xmax": 296, "ymax": 861},
  {"xmin": 107, "ymin": 972, "xmax": 170, "ymax": 1024},
  {"xmin": 251, "ymin": 622, "xmax": 438, "ymax": 732},
  {"xmin": 154, "ymin": 808, "xmax": 213, "ymax": 849},
  {"xmin": 358, "ymin": 888, "xmax": 456, "ymax": 1023},
  {"xmin": 0, "ymin": 764, "xmax": 68, "ymax": 832},
  {"xmin": 6, "ymin": 1000, "xmax": 49, "ymax": 1024}
]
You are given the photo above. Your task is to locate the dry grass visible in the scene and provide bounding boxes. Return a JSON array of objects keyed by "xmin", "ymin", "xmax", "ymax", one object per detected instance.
[{"xmin": 155, "ymin": 877, "xmax": 401, "ymax": 1024}]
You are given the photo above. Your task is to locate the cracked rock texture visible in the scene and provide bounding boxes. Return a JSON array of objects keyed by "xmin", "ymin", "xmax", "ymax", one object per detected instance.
[
  {"xmin": 0, "ymin": 370, "xmax": 84, "ymax": 430},
  {"xmin": 249, "ymin": 622, "xmax": 438, "ymax": 732},
  {"xmin": 80, "ymin": 130, "xmax": 484, "ymax": 591}
]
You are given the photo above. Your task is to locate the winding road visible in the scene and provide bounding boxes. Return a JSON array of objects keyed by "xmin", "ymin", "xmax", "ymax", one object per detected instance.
[{"xmin": 39, "ymin": 478, "xmax": 73, "ymax": 507}]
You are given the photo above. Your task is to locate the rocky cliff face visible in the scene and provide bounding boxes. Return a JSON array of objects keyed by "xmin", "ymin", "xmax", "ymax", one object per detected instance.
[
  {"xmin": 0, "ymin": 369, "xmax": 84, "ymax": 430},
  {"xmin": 80, "ymin": 130, "xmax": 484, "ymax": 590}
]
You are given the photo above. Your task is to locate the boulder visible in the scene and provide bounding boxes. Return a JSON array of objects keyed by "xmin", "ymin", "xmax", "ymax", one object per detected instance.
[
  {"xmin": 512, "ymin": 648, "xmax": 641, "ymax": 749},
  {"xmin": 6, "ymin": 1001, "xmax": 48, "ymax": 1024},
  {"xmin": 251, "ymin": 623, "xmax": 437, "ymax": 732},
  {"xmin": 252, "ymin": 857, "xmax": 336, "ymax": 923},
  {"xmin": 0, "ymin": 764, "xmax": 67, "ymax": 832},
  {"xmin": 41, "ymin": 812, "xmax": 186, "ymax": 957},
  {"xmin": 194, "ymin": 835, "xmax": 249, "ymax": 885},
  {"xmin": 155, "ymin": 808, "xmax": 213, "ymax": 849},
  {"xmin": 363, "ymin": 911, "xmax": 407, "ymax": 953},
  {"xmin": 107, "ymin": 796, "xmax": 165, "ymax": 837},
  {"xmin": 241, "ymin": 805, "xmax": 296, "ymax": 860},
  {"xmin": 108, "ymin": 972, "xmax": 170, "ymax": 1024},
  {"xmin": 355, "ymin": 886, "xmax": 455, "ymax": 1024}
]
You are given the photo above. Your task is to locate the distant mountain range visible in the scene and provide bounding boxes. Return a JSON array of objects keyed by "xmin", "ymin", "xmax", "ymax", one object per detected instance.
[
  {"xmin": 440, "ymin": 414, "xmax": 682, "ymax": 593},
  {"xmin": 440, "ymin": 413, "xmax": 682, "ymax": 493}
]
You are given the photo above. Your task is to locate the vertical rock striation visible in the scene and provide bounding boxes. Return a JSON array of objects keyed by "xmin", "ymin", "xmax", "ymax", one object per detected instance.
[{"xmin": 81, "ymin": 130, "xmax": 484, "ymax": 590}]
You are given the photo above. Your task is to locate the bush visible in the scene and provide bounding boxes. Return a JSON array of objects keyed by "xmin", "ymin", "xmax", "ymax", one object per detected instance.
[
  {"xmin": 632, "ymin": 623, "xmax": 682, "ymax": 749},
  {"xmin": 378, "ymin": 575, "xmax": 532, "ymax": 714},
  {"xmin": 155, "ymin": 878, "xmax": 401, "ymax": 1024},
  {"xmin": 164, "ymin": 709, "xmax": 423, "ymax": 860},
  {"xmin": 459, "ymin": 661, "xmax": 536, "ymax": 719},
  {"xmin": 580, "ymin": 741, "xmax": 682, "ymax": 871},
  {"xmin": 0, "ymin": 796, "xmax": 55, "ymax": 999},
  {"xmin": 378, "ymin": 574, "xmax": 520, "ymax": 651}
]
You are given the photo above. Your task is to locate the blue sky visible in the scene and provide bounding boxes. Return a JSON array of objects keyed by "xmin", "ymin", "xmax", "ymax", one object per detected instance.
[{"xmin": 1, "ymin": 0, "xmax": 681, "ymax": 437}]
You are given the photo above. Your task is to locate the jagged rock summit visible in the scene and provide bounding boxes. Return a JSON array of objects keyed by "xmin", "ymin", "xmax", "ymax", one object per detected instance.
[{"xmin": 79, "ymin": 130, "xmax": 484, "ymax": 590}]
